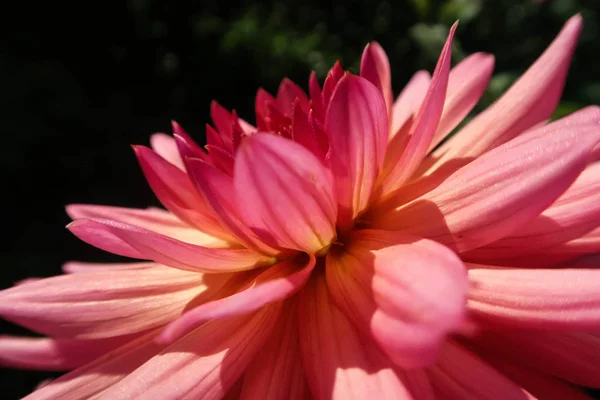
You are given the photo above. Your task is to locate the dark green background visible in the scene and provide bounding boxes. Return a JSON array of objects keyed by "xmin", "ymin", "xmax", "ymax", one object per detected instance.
[{"xmin": 1, "ymin": 0, "xmax": 599, "ymax": 397}]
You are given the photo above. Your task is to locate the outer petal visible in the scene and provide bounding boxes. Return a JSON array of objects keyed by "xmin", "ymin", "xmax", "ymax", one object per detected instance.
[
  {"xmin": 276, "ymin": 77, "xmax": 310, "ymax": 115},
  {"xmin": 426, "ymin": 15, "xmax": 582, "ymax": 173},
  {"xmin": 325, "ymin": 74, "xmax": 388, "ymax": 230},
  {"xmin": 428, "ymin": 341, "xmax": 534, "ymax": 399},
  {"xmin": 297, "ymin": 275, "xmax": 412, "ymax": 400},
  {"xmin": 469, "ymin": 330, "xmax": 600, "ymax": 388},
  {"xmin": 360, "ymin": 41, "xmax": 393, "ymax": 116},
  {"xmin": 0, "ymin": 266, "xmax": 216, "ymax": 338},
  {"xmin": 66, "ymin": 204, "xmax": 230, "ymax": 248},
  {"xmin": 381, "ymin": 23, "xmax": 456, "ymax": 196},
  {"xmin": 68, "ymin": 218, "xmax": 275, "ymax": 272},
  {"xmin": 157, "ymin": 254, "xmax": 316, "ymax": 343},
  {"xmin": 326, "ymin": 230, "xmax": 467, "ymax": 368},
  {"xmin": 428, "ymin": 53, "xmax": 495, "ymax": 152},
  {"xmin": 240, "ymin": 301, "xmax": 310, "ymax": 400},
  {"xmin": 462, "ymin": 160, "xmax": 600, "ymax": 260},
  {"xmin": 150, "ymin": 133, "xmax": 185, "ymax": 170},
  {"xmin": 23, "ymin": 330, "xmax": 166, "ymax": 400},
  {"xmin": 210, "ymin": 100, "xmax": 234, "ymax": 151},
  {"xmin": 62, "ymin": 261, "xmax": 158, "ymax": 274},
  {"xmin": 390, "ymin": 70, "xmax": 430, "ymax": 138},
  {"xmin": 467, "ymin": 265, "xmax": 600, "ymax": 329},
  {"xmin": 373, "ymin": 115, "xmax": 600, "ymax": 252},
  {"xmin": 97, "ymin": 305, "xmax": 282, "ymax": 400},
  {"xmin": 235, "ymin": 134, "xmax": 337, "ymax": 253}
]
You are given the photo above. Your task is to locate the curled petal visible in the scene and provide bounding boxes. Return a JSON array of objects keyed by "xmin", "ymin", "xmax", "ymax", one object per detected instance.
[
  {"xmin": 68, "ymin": 218, "xmax": 275, "ymax": 272},
  {"xmin": 298, "ymin": 275, "xmax": 412, "ymax": 400},
  {"xmin": 157, "ymin": 254, "xmax": 316, "ymax": 343},
  {"xmin": 98, "ymin": 305, "xmax": 282, "ymax": 400},
  {"xmin": 467, "ymin": 265, "xmax": 600, "ymax": 329},
  {"xmin": 235, "ymin": 134, "xmax": 337, "ymax": 253},
  {"xmin": 325, "ymin": 74, "xmax": 388, "ymax": 230},
  {"xmin": 361, "ymin": 41, "xmax": 393, "ymax": 115}
]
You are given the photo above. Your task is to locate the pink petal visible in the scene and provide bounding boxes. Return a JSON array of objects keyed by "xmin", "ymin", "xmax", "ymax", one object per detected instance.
[
  {"xmin": 157, "ymin": 254, "xmax": 315, "ymax": 343},
  {"xmin": 325, "ymin": 74, "xmax": 388, "ymax": 230},
  {"xmin": 380, "ymin": 23, "xmax": 456, "ymax": 196},
  {"xmin": 68, "ymin": 218, "xmax": 275, "ymax": 272},
  {"xmin": 309, "ymin": 70, "xmax": 324, "ymax": 120},
  {"xmin": 462, "ymin": 160, "xmax": 600, "ymax": 261},
  {"xmin": 206, "ymin": 144, "xmax": 235, "ymax": 175},
  {"xmin": 150, "ymin": 133, "xmax": 185, "ymax": 170},
  {"xmin": 0, "ymin": 333, "xmax": 141, "ymax": 371},
  {"xmin": 255, "ymin": 88, "xmax": 277, "ymax": 131},
  {"xmin": 210, "ymin": 100, "xmax": 234, "ymax": 151},
  {"xmin": 321, "ymin": 60, "xmax": 344, "ymax": 110},
  {"xmin": 428, "ymin": 341, "xmax": 534, "ymax": 399},
  {"xmin": 172, "ymin": 121, "xmax": 209, "ymax": 162},
  {"xmin": 470, "ymin": 330, "xmax": 600, "ymax": 388},
  {"xmin": 186, "ymin": 158, "xmax": 279, "ymax": 255},
  {"xmin": 235, "ymin": 134, "xmax": 337, "ymax": 253},
  {"xmin": 428, "ymin": 52, "xmax": 495, "ymax": 152},
  {"xmin": 390, "ymin": 70, "xmax": 430, "ymax": 138},
  {"xmin": 66, "ymin": 204, "xmax": 230, "ymax": 248},
  {"xmin": 62, "ymin": 261, "xmax": 158, "ymax": 274},
  {"xmin": 0, "ymin": 267, "xmax": 212, "ymax": 338},
  {"xmin": 373, "ymin": 114, "xmax": 600, "ymax": 252},
  {"xmin": 292, "ymin": 100, "xmax": 326, "ymax": 160},
  {"xmin": 426, "ymin": 15, "xmax": 582, "ymax": 173},
  {"xmin": 326, "ymin": 231, "xmax": 467, "ymax": 368},
  {"xmin": 23, "ymin": 329, "xmax": 165, "ymax": 400},
  {"xmin": 360, "ymin": 41, "xmax": 393, "ymax": 116},
  {"xmin": 133, "ymin": 145, "xmax": 230, "ymax": 240},
  {"xmin": 240, "ymin": 302, "xmax": 310, "ymax": 400},
  {"xmin": 206, "ymin": 123, "xmax": 225, "ymax": 148},
  {"xmin": 297, "ymin": 275, "xmax": 413, "ymax": 400},
  {"xmin": 276, "ymin": 77, "xmax": 309, "ymax": 115},
  {"xmin": 467, "ymin": 265, "xmax": 600, "ymax": 330},
  {"xmin": 98, "ymin": 305, "xmax": 282, "ymax": 400}
]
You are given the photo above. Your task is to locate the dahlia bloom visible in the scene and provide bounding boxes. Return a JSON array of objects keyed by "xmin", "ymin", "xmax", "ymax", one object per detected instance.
[{"xmin": 2, "ymin": 14, "xmax": 600, "ymax": 399}]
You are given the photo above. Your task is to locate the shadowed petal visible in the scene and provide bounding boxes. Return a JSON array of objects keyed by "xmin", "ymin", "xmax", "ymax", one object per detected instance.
[
  {"xmin": 298, "ymin": 275, "xmax": 413, "ymax": 400},
  {"xmin": 325, "ymin": 74, "xmax": 388, "ymax": 230},
  {"xmin": 390, "ymin": 70, "xmax": 430, "ymax": 138},
  {"xmin": 97, "ymin": 305, "xmax": 282, "ymax": 400},
  {"xmin": 467, "ymin": 265, "xmax": 600, "ymax": 330},
  {"xmin": 235, "ymin": 134, "xmax": 337, "ymax": 253},
  {"xmin": 68, "ymin": 218, "xmax": 275, "ymax": 272}
]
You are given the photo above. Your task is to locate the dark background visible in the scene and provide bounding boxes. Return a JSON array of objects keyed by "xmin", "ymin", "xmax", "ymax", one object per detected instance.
[{"xmin": 1, "ymin": 0, "xmax": 599, "ymax": 398}]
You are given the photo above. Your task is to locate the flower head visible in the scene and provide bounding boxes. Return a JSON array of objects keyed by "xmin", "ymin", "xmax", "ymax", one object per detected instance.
[{"xmin": 2, "ymin": 14, "xmax": 600, "ymax": 399}]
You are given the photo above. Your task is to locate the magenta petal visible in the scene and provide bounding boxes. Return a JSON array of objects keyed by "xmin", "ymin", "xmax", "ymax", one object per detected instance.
[
  {"xmin": 235, "ymin": 134, "xmax": 337, "ymax": 253},
  {"xmin": 276, "ymin": 77, "xmax": 309, "ymax": 115},
  {"xmin": 157, "ymin": 254, "xmax": 315, "ymax": 344},
  {"xmin": 309, "ymin": 70, "xmax": 324, "ymax": 120},
  {"xmin": 210, "ymin": 100, "xmax": 234, "ymax": 151},
  {"xmin": 68, "ymin": 218, "xmax": 275, "ymax": 272},
  {"xmin": 171, "ymin": 120, "xmax": 208, "ymax": 163},
  {"xmin": 206, "ymin": 144, "xmax": 235, "ymax": 175},
  {"xmin": 361, "ymin": 41, "xmax": 393, "ymax": 115},
  {"xmin": 381, "ymin": 22, "xmax": 456, "ymax": 196},
  {"xmin": 325, "ymin": 74, "xmax": 388, "ymax": 230}
]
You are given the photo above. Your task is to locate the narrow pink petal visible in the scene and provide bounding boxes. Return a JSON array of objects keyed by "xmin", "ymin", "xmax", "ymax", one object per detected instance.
[
  {"xmin": 132, "ymin": 145, "xmax": 231, "ymax": 240},
  {"xmin": 0, "ymin": 267, "xmax": 212, "ymax": 338},
  {"xmin": 172, "ymin": 121, "xmax": 209, "ymax": 162},
  {"xmin": 255, "ymin": 88, "xmax": 277, "ymax": 131},
  {"xmin": 426, "ymin": 15, "xmax": 582, "ymax": 173},
  {"xmin": 470, "ymin": 331, "xmax": 600, "ymax": 388},
  {"xmin": 157, "ymin": 254, "xmax": 315, "ymax": 343},
  {"xmin": 292, "ymin": 100, "xmax": 325, "ymax": 160},
  {"xmin": 0, "ymin": 333, "xmax": 140, "ymax": 370},
  {"xmin": 210, "ymin": 100, "xmax": 234, "ymax": 151},
  {"xmin": 98, "ymin": 305, "xmax": 282, "ymax": 400},
  {"xmin": 325, "ymin": 74, "xmax": 388, "ymax": 230},
  {"xmin": 309, "ymin": 70, "xmax": 324, "ymax": 120},
  {"xmin": 66, "ymin": 204, "xmax": 231, "ymax": 248},
  {"xmin": 23, "ymin": 329, "xmax": 165, "ymax": 400},
  {"xmin": 321, "ymin": 60, "xmax": 344, "ymax": 110},
  {"xmin": 186, "ymin": 158, "xmax": 280, "ymax": 255},
  {"xmin": 428, "ymin": 341, "xmax": 534, "ymax": 399},
  {"xmin": 361, "ymin": 41, "xmax": 393, "ymax": 116},
  {"xmin": 206, "ymin": 123, "xmax": 225, "ymax": 148},
  {"xmin": 240, "ymin": 302, "xmax": 310, "ymax": 400},
  {"xmin": 373, "ymin": 115, "xmax": 600, "ymax": 252},
  {"xmin": 206, "ymin": 144, "xmax": 235, "ymax": 175},
  {"xmin": 326, "ymin": 231, "xmax": 467, "ymax": 368},
  {"xmin": 150, "ymin": 133, "xmax": 185, "ymax": 170},
  {"xmin": 276, "ymin": 77, "xmax": 309, "ymax": 116},
  {"xmin": 381, "ymin": 23, "xmax": 456, "ymax": 197},
  {"xmin": 390, "ymin": 70, "xmax": 430, "ymax": 138},
  {"xmin": 68, "ymin": 218, "xmax": 275, "ymax": 272},
  {"xmin": 297, "ymin": 275, "xmax": 413, "ymax": 400},
  {"xmin": 235, "ymin": 134, "xmax": 337, "ymax": 253},
  {"xmin": 467, "ymin": 265, "xmax": 600, "ymax": 329},
  {"xmin": 428, "ymin": 52, "xmax": 495, "ymax": 152},
  {"xmin": 62, "ymin": 261, "xmax": 158, "ymax": 274},
  {"xmin": 462, "ymin": 160, "xmax": 600, "ymax": 261},
  {"xmin": 475, "ymin": 347, "xmax": 596, "ymax": 399}
]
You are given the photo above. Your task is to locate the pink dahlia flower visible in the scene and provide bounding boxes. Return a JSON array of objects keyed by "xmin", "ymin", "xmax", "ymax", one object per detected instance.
[{"xmin": 2, "ymin": 14, "xmax": 600, "ymax": 399}]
